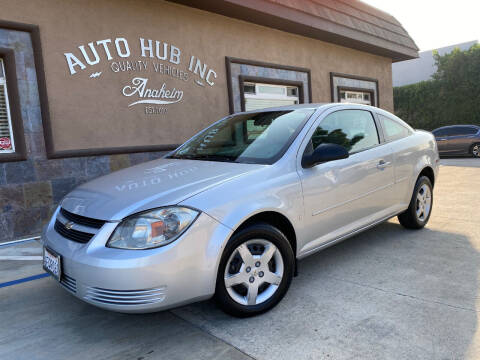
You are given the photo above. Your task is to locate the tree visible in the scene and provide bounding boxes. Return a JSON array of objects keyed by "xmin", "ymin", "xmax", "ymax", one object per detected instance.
[{"xmin": 394, "ymin": 44, "xmax": 480, "ymax": 130}]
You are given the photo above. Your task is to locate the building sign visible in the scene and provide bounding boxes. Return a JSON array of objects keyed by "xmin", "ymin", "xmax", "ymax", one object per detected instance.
[
  {"xmin": 0, "ymin": 137, "xmax": 12, "ymax": 150},
  {"xmin": 63, "ymin": 37, "xmax": 217, "ymax": 115},
  {"xmin": 122, "ymin": 78, "xmax": 184, "ymax": 106}
]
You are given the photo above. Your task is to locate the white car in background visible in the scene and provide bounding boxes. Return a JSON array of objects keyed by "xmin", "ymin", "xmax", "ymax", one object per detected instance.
[{"xmin": 42, "ymin": 103, "xmax": 439, "ymax": 317}]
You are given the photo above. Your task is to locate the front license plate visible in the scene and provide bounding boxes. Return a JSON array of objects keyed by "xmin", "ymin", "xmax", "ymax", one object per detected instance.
[{"xmin": 43, "ymin": 247, "xmax": 61, "ymax": 281}]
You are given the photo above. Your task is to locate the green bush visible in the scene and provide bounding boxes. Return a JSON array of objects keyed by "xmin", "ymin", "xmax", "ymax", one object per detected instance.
[{"xmin": 394, "ymin": 44, "xmax": 480, "ymax": 130}]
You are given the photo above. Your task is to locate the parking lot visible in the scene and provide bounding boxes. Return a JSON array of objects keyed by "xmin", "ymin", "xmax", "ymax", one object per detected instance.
[{"xmin": 1, "ymin": 159, "xmax": 479, "ymax": 360}]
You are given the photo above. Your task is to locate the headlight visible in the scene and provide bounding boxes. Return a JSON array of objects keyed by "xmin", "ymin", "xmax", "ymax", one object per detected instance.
[{"xmin": 107, "ymin": 207, "xmax": 199, "ymax": 249}]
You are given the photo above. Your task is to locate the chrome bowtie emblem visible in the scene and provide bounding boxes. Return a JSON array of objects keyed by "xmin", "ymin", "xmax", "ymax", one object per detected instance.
[{"xmin": 64, "ymin": 221, "xmax": 74, "ymax": 230}]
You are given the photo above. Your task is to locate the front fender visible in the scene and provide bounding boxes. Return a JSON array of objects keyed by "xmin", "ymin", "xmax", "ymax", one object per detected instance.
[{"xmin": 180, "ymin": 168, "xmax": 303, "ymax": 247}]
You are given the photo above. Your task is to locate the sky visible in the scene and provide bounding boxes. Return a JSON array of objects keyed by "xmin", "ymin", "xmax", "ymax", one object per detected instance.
[{"xmin": 361, "ymin": 0, "xmax": 480, "ymax": 51}]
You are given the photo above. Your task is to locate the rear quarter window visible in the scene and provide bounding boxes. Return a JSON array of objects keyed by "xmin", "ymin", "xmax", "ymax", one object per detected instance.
[
  {"xmin": 378, "ymin": 114, "xmax": 411, "ymax": 141},
  {"xmin": 461, "ymin": 127, "xmax": 479, "ymax": 135}
]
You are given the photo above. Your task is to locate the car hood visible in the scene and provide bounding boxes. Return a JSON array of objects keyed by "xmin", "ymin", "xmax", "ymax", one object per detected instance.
[{"xmin": 61, "ymin": 158, "xmax": 264, "ymax": 221}]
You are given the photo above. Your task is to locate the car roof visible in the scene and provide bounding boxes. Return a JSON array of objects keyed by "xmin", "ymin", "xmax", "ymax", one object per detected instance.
[
  {"xmin": 236, "ymin": 103, "xmax": 416, "ymax": 133},
  {"xmin": 237, "ymin": 102, "xmax": 380, "ymax": 114},
  {"xmin": 434, "ymin": 124, "xmax": 480, "ymax": 130}
]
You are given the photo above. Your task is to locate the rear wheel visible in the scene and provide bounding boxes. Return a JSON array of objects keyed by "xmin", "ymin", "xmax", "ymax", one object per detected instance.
[
  {"xmin": 215, "ymin": 223, "xmax": 294, "ymax": 317},
  {"xmin": 471, "ymin": 143, "xmax": 480, "ymax": 158},
  {"xmin": 398, "ymin": 176, "xmax": 433, "ymax": 229}
]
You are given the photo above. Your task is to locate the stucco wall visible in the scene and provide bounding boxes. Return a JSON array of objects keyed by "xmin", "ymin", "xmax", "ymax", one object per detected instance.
[
  {"xmin": 0, "ymin": 0, "xmax": 393, "ymax": 242},
  {"xmin": 0, "ymin": 0, "xmax": 393, "ymax": 154}
]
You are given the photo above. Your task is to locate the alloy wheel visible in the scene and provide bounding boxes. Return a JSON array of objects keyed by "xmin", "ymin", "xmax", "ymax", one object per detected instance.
[
  {"xmin": 473, "ymin": 144, "xmax": 480, "ymax": 158},
  {"xmin": 415, "ymin": 184, "xmax": 432, "ymax": 222},
  {"xmin": 224, "ymin": 239, "xmax": 284, "ymax": 306}
]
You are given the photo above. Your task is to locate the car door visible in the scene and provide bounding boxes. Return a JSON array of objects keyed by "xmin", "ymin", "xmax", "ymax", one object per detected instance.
[
  {"xmin": 442, "ymin": 126, "xmax": 465, "ymax": 154},
  {"xmin": 450, "ymin": 126, "xmax": 479, "ymax": 154},
  {"xmin": 296, "ymin": 108, "xmax": 395, "ymax": 255},
  {"xmin": 433, "ymin": 128, "xmax": 449, "ymax": 153}
]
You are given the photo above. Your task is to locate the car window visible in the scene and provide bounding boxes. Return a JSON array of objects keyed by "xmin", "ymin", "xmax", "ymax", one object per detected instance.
[
  {"xmin": 245, "ymin": 119, "xmax": 268, "ymax": 142},
  {"xmin": 378, "ymin": 114, "xmax": 411, "ymax": 141},
  {"xmin": 433, "ymin": 128, "xmax": 447, "ymax": 137},
  {"xmin": 308, "ymin": 110, "xmax": 379, "ymax": 154},
  {"xmin": 458, "ymin": 127, "xmax": 478, "ymax": 135},
  {"xmin": 169, "ymin": 109, "xmax": 314, "ymax": 164},
  {"xmin": 446, "ymin": 127, "xmax": 467, "ymax": 136},
  {"xmin": 441, "ymin": 127, "xmax": 454, "ymax": 136}
]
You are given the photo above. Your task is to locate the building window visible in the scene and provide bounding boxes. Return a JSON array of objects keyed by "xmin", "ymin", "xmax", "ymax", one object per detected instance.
[
  {"xmin": 0, "ymin": 58, "xmax": 15, "ymax": 153},
  {"xmin": 339, "ymin": 89, "xmax": 372, "ymax": 105},
  {"xmin": 226, "ymin": 58, "xmax": 311, "ymax": 114},
  {"xmin": 330, "ymin": 73, "xmax": 379, "ymax": 107},
  {"xmin": 243, "ymin": 82, "xmax": 299, "ymax": 111}
]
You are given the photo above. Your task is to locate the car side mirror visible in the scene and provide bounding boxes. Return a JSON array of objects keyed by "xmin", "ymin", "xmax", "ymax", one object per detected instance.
[{"xmin": 302, "ymin": 143, "xmax": 349, "ymax": 168}]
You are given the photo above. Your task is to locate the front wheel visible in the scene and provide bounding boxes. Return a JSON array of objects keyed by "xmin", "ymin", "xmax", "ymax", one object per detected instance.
[
  {"xmin": 215, "ymin": 223, "xmax": 294, "ymax": 317},
  {"xmin": 398, "ymin": 176, "xmax": 433, "ymax": 229}
]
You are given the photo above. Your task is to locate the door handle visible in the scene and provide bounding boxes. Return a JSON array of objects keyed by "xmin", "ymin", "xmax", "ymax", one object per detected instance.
[{"xmin": 377, "ymin": 160, "xmax": 391, "ymax": 170}]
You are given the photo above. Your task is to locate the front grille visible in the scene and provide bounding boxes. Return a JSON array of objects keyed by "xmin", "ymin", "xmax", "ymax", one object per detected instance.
[
  {"xmin": 84, "ymin": 286, "xmax": 167, "ymax": 306},
  {"xmin": 60, "ymin": 274, "xmax": 77, "ymax": 293},
  {"xmin": 60, "ymin": 208, "xmax": 106, "ymax": 229},
  {"xmin": 54, "ymin": 220, "xmax": 94, "ymax": 243}
]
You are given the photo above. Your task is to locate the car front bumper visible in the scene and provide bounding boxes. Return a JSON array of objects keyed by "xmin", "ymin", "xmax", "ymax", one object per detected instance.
[{"xmin": 42, "ymin": 208, "xmax": 232, "ymax": 313}]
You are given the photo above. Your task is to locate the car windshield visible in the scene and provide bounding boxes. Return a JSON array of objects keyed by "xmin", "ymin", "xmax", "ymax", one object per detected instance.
[{"xmin": 168, "ymin": 109, "xmax": 315, "ymax": 164}]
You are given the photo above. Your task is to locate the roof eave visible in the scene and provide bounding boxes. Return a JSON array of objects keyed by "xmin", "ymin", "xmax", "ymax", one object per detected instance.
[{"xmin": 166, "ymin": 0, "xmax": 418, "ymax": 62}]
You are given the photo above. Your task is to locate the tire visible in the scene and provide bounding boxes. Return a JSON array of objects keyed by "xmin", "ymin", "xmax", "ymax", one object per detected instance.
[
  {"xmin": 471, "ymin": 143, "xmax": 480, "ymax": 158},
  {"xmin": 398, "ymin": 176, "xmax": 433, "ymax": 229},
  {"xmin": 215, "ymin": 222, "xmax": 294, "ymax": 317}
]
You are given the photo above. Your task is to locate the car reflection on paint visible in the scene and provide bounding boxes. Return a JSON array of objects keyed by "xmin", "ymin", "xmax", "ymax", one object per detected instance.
[{"xmin": 42, "ymin": 103, "xmax": 439, "ymax": 317}]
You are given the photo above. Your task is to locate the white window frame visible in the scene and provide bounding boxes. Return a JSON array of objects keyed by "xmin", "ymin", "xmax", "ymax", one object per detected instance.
[
  {"xmin": 339, "ymin": 90, "xmax": 372, "ymax": 105},
  {"xmin": 0, "ymin": 58, "xmax": 15, "ymax": 153},
  {"xmin": 244, "ymin": 82, "xmax": 299, "ymax": 105}
]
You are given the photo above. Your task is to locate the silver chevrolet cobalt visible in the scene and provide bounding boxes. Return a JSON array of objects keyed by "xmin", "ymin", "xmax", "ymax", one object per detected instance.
[{"xmin": 43, "ymin": 103, "xmax": 439, "ymax": 317}]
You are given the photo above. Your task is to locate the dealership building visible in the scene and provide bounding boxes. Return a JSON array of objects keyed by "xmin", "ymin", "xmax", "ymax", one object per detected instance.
[{"xmin": 0, "ymin": 0, "xmax": 418, "ymax": 242}]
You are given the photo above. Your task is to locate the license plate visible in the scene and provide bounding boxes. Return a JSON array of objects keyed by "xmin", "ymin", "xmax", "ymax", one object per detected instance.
[{"xmin": 43, "ymin": 247, "xmax": 61, "ymax": 281}]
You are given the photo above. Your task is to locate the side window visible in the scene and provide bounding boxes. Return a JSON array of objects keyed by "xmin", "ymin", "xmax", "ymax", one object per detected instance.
[
  {"xmin": 309, "ymin": 110, "xmax": 379, "ymax": 154},
  {"xmin": 445, "ymin": 127, "xmax": 459, "ymax": 136},
  {"xmin": 465, "ymin": 127, "xmax": 479, "ymax": 135},
  {"xmin": 0, "ymin": 58, "xmax": 15, "ymax": 153},
  {"xmin": 455, "ymin": 127, "xmax": 478, "ymax": 136},
  {"xmin": 433, "ymin": 128, "xmax": 447, "ymax": 137},
  {"xmin": 449, "ymin": 127, "xmax": 463, "ymax": 136},
  {"xmin": 379, "ymin": 114, "xmax": 411, "ymax": 141}
]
